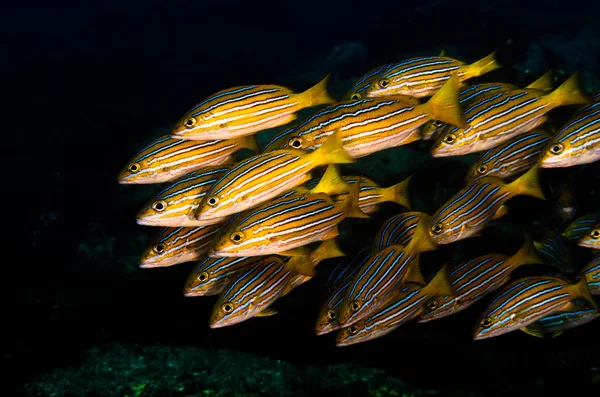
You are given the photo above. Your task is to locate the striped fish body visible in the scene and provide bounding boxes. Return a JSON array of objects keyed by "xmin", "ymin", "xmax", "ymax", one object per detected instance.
[
  {"xmin": 343, "ymin": 64, "xmax": 393, "ymax": 100},
  {"xmin": 336, "ymin": 284, "xmax": 428, "ymax": 346},
  {"xmin": 183, "ymin": 256, "xmax": 268, "ymax": 297},
  {"xmin": 373, "ymin": 212, "xmax": 422, "ymax": 252},
  {"xmin": 209, "ymin": 258, "xmax": 293, "ymax": 328},
  {"xmin": 338, "ymin": 245, "xmax": 418, "ymax": 327},
  {"xmin": 136, "ymin": 167, "xmax": 229, "ymax": 227},
  {"xmin": 421, "ymin": 82, "xmax": 518, "ymax": 140},
  {"xmin": 581, "ymin": 256, "xmax": 600, "ymax": 295},
  {"xmin": 578, "ymin": 221, "xmax": 599, "ymax": 249},
  {"xmin": 465, "ymin": 129, "xmax": 551, "ymax": 183},
  {"xmin": 521, "ymin": 299, "xmax": 599, "ymax": 338},
  {"xmin": 432, "ymin": 90, "xmax": 551, "ymax": 157},
  {"xmin": 540, "ymin": 97, "xmax": 600, "ymax": 168},
  {"xmin": 562, "ymin": 212, "xmax": 600, "ymax": 241},
  {"xmin": 210, "ymin": 193, "xmax": 344, "ymax": 257},
  {"xmin": 118, "ymin": 135, "xmax": 254, "ymax": 184},
  {"xmin": 315, "ymin": 249, "xmax": 370, "ymax": 335},
  {"xmin": 533, "ymin": 232, "xmax": 574, "ymax": 273},
  {"xmin": 473, "ymin": 276, "xmax": 592, "ymax": 340},
  {"xmin": 275, "ymin": 98, "xmax": 427, "ymax": 159},
  {"xmin": 139, "ymin": 225, "xmax": 222, "ymax": 268},
  {"xmin": 418, "ymin": 254, "xmax": 516, "ymax": 323}
]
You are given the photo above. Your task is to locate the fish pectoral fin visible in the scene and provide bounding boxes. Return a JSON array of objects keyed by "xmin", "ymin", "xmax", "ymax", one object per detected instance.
[{"xmin": 256, "ymin": 308, "xmax": 278, "ymax": 317}]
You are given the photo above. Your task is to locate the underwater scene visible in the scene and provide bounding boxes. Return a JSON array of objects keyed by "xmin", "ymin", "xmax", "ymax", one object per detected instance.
[{"xmin": 6, "ymin": 0, "xmax": 600, "ymax": 396}]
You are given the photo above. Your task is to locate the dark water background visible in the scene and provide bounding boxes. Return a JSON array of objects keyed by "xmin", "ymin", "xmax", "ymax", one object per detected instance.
[{"xmin": 4, "ymin": 1, "xmax": 600, "ymax": 395}]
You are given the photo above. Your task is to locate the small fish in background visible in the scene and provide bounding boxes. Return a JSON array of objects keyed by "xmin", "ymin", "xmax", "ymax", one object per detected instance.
[
  {"xmin": 364, "ymin": 51, "xmax": 500, "ymax": 98},
  {"xmin": 193, "ymin": 130, "xmax": 354, "ymax": 221},
  {"xmin": 428, "ymin": 165, "xmax": 545, "ymax": 245},
  {"xmin": 171, "ymin": 75, "xmax": 336, "ymax": 141},
  {"xmin": 117, "ymin": 135, "xmax": 257, "ymax": 184},
  {"xmin": 561, "ymin": 212, "xmax": 600, "ymax": 241},
  {"xmin": 464, "ymin": 129, "xmax": 552, "ymax": 184},
  {"xmin": 539, "ymin": 95, "xmax": 600, "ymax": 168},
  {"xmin": 520, "ymin": 299, "xmax": 599, "ymax": 338},
  {"xmin": 135, "ymin": 167, "xmax": 230, "ymax": 227},
  {"xmin": 274, "ymin": 75, "xmax": 466, "ymax": 159},
  {"xmin": 473, "ymin": 275, "xmax": 597, "ymax": 340},
  {"xmin": 431, "ymin": 73, "xmax": 590, "ymax": 157},
  {"xmin": 418, "ymin": 238, "xmax": 544, "ymax": 323},
  {"xmin": 548, "ymin": 182, "xmax": 578, "ymax": 222},
  {"xmin": 533, "ymin": 231, "xmax": 574, "ymax": 274},
  {"xmin": 579, "ymin": 255, "xmax": 600, "ymax": 295},
  {"xmin": 139, "ymin": 225, "xmax": 222, "ymax": 268},
  {"xmin": 578, "ymin": 222, "xmax": 599, "ymax": 250},
  {"xmin": 335, "ymin": 266, "xmax": 455, "ymax": 347},
  {"xmin": 421, "ymin": 71, "xmax": 554, "ymax": 141}
]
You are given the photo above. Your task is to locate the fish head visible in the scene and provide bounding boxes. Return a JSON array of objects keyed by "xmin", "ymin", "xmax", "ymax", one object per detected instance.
[
  {"xmin": 135, "ymin": 195, "xmax": 185, "ymax": 227},
  {"xmin": 421, "ymin": 120, "xmax": 447, "ymax": 141},
  {"xmin": 209, "ymin": 296, "xmax": 255, "ymax": 328},
  {"xmin": 335, "ymin": 321, "xmax": 369, "ymax": 347},
  {"xmin": 182, "ymin": 258, "xmax": 224, "ymax": 297},
  {"xmin": 315, "ymin": 306, "xmax": 341, "ymax": 336},
  {"xmin": 278, "ymin": 131, "xmax": 323, "ymax": 152},
  {"xmin": 139, "ymin": 234, "xmax": 182, "ymax": 268},
  {"xmin": 210, "ymin": 223, "xmax": 267, "ymax": 258},
  {"xmin": 539, "ymin": 138, "xmax": 574, "ymax": 168},
  {"xmin": 430, "ymin": 125, "xmax": 471, "ymax": 157},
  {"xmin": 364, "ymin": 74, "xmax": 410, "ymax": 98},
  {"xmin": 171, "ymin": 110, "xmax": 228, "ymax": 141},
  {"xmin": 464, "ymin": 159, "xmax": 490, "ymax": 184},
  {"xmin": 472, "ymin": 309, "xmax": 526, "ymax": 340},
  {"xmin": 117, "ymin": 156, "xmax": 167, "ymax": 184},
  {"xmin": 579, "ymin": 224, "xmax": 600, "ymax": 249},
  {"xmin": 416, "ymin": 295, "xmax": 457, "ymax": 323}
]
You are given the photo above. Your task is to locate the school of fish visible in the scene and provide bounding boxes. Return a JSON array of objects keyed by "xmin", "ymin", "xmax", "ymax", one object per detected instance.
[{"xmin": 119, "ymin": 49, "xmax": 599, "ymax": 346}]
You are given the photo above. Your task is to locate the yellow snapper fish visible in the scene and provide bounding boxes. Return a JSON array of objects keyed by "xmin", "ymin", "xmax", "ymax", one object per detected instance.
[
  {"xmin": 192, "ymin": 130, "xmax": 353, "ymax": 221},
  {"xmin": 428, "ymin": 165, "xmax": 545, "ymax": 245},
  {"xmin": 274, "ymin": 75, "xmax": 466, "ymax": 159},
  {"xmin": 520, "ymin": 298, "xmax": 599, "ymax": 339},
  {"xmin": 118, "ymin": 135, "xmax": 257, "ymax": 184},
  {"xmin": 421, "ymin": 71, "xmax": 554, "ymax": 141},
  {"xmin": 335, "ymin": 266, "xmax": 455, "ymax": 347},
  {"xmin": 580, "ymin": 255, "xmax": 600, "ymax": 295},
  {"xmin": 171, "ymin": 75, "xmax": 335, "ymax": 141},
  {"xmin": 136, "ymin": 167, "xmax": 229, "ymax": 227},
  {"xmin": 431, "ymin": 73, "xmax": 591, "ymax": 157},
  {"xmin": 209, "ymin": 175, "xmax": 368, "ymax": 257},
  {"xmin": 578, "ymin": 222, "xmax": 599, "ymax": 249},
  {"xmin": 539, "ymin": 95, "xmax": 600, "ymax": 168},
  {"xmin": 561, "ymin": 212, "xmax": 600, "ymax": 241},
  {"xmin": 139, "ymin": 225, "xmax": 222, "ymax": 268},
  {"xmin": 364, "ymin": 51, "xmax": 500, "ymax": 98}
]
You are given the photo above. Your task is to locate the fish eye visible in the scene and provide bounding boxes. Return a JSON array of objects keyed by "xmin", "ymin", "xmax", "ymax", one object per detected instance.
[
  {"xmin": 426, "ymin": 299, "xmax": 439, "ymax": 310},
  {"xmin": 443, "ymin": 133, "xmax": 456, "ymax": 144},
  {"xmin": 549, "ymin": 143, "xmax": 563, "ymax": 155},
  {"xmin": 431, "ymin": 223, "xmax": 444, "ymax": 235},
  {"xmin": 378, "ymin": 79, "xmax": 389, "ymax": 89},
  {"xmin": 221, "ymin": 302, "xmax": 234, "ymax": 313},
  {"xmin": 326, "ymin": 310, "xmax": 337, "ymax": 321},
  {"xmin": 206, "ymin": 196, "xmax": 219, "ymax": 207},
  {"xmin": 433, "ymin": 120, "xmax": 444, "ymax": 128},
  {"xmin": 184, "ymin": 117, "xmax": 196, "ymax": 128},
  {"xmin": 230, "ymin": 231, "xmax": 245, "ymax": 244},
  {"xmin": 348, "ymin": 325, "xmax": 359, "ymax": 334},
  {"xmin": 477, "ymin": 164, "xmax": 488, "ymax": 174},
  {"xmin": 153, "ymin": 243, "xmax": 166, "ymax": 254},
  {"xmin": 590, "ymin": 228, "xmax": 599, "ymax": 239},
  {"xmin": 480, "ymin": 317, "xmax": 493, "ymax": 328},
  {"xmin": 152, "ymin": 200, "xmax": 167, "ymax": 212},
  {"xmin": 197, "ymin": 272, "xmax": 209, "ymax": 282},
  {"xmin": 350, "ymin": 93, "xmax": 361, "ymax": 100},
  {"xmin": 128, "ymin": 163, "xmax": 141, "ymax": 173},
  {"xmin": 350, "ymin": 301, "xmax": 361, "ymax": 312},
  {"xmin": 288, "ymin": 137, "xmax": 304, "ymax": 149}
]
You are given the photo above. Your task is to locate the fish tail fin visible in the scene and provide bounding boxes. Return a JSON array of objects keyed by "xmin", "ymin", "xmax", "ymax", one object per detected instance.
[
  {"xmin": 439, "ymin": 49, "xmax": 447, "ymax": 57},
  {"xmin": 312, "ymin": 238, "xmax": 346, "ymax": 265},
  {"xmin": 309, "ymin": 164, "xmax": 352, "ymax": 196},
  {"xmin": 461, "ymin": 51, "xmax": 501, "ymax": 79},
  {"xmin": 542, "ymin": 72, "xmax": 591, "ymax": 108},
  {"xmin": 426, "ymin": 265, "xmax": 456, "ymax": 297},
  {"xmin": 339, "ymin": 176, "xmax": 369, "ymax": 219},
  {"xmin": 507, "ymin": 235, "xmax": 544, "ymax": 269},
  {"xmin": 236, "ymin": 135, "xmax": 260, "ymax": 152},
  {"xmin": 300, "ymin": 73, "xmax": 337, "ymax": 107},
  {"xmin": 380, "ymin": 175, "xmax": 412, "ymax": 209},
  {"xmin": 506, "ymin": 164, "xmax": 545, "ymax": 200},
  {"xmin": 404, "ymin": 254, "xmax": 426, "ymax": 284},
  {"xmin": 424, "ymin": 74, "xmax": 467, "ymax": 128},
  {"xmin": 492, "ymin": 204, "xmax": 509, "ymax": 220},
  {"xmin": 408, "ymin": 213, "xmax": 440, "ymax": 253},
  {"xmin": 571, "ymin": 276, "xmax": 598, "ymax": 310},
  {"xmin": 526, "ymin": 70, "xmax": 553, "ymax": 92},
  {"xmin": 309, "ymin": 129, "xmax": 354, "ymax": 166}
]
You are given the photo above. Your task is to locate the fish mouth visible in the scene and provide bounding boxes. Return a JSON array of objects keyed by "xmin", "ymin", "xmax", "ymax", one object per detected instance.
[
  {"xmin": 136, "ymin": 218, "xmax": 173, "ymax": 227},
  {"xmin": 315, "ymin": 326, "xmax": 336, "ymax": 336}
]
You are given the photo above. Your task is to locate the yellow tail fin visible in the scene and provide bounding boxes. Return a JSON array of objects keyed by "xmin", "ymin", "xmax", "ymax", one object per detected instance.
[
  {"xmin": 379, "ymin": 175, "xmax": 412, "ymax": 209},
  {"xmin": 506, "ymin": 236, "xmax": 544, "ymax": 269},
  {"xmin": 285, "ymin": 239, "xmax": 345, "ymax": 277},
  {"xmin": 309, "ymin": 129, "xmax": 354, "ymax": 166},
  {"xmin": 526, "ymin": 71, "xmax": 553, "ymax": 93},
  {"xmin": 461, "ymin": 51, "xmax": 501, "ymax": 79},
  {"xmin": 236, "ymin": 135, "xmax": 260, "ymax": 152},
  {"xmin": 424, "ymin": 74, "xmax": 467, "ymax": 128},
  {"xmin": 439, "ymin": 49, "xmax": 447, "ymax": 57},
  {"xmin": 569, "ymin": 276, "xmax": 598, "ymax": 310},
  {"xmin": 300, "ymin": 73, "xmax": 337, "ymax": 107},
  {"xmin": 339, "ymin": 176, "xmax": 369, "ymax": 219},
  {"xmin": 309, "ymin": 164, "xmax": 352, "ymax": 196},
  {"xmin": 492, "ymin": 204, "xmax": 509, "ymax": 220},
  {"xmin": 425, "ymin": 265, "xmax": 456, "ymax": 297},
  {"xmin": 404, "ymin": 254, "xmax": 426, "ymax": 285},
  {"xmin": 312, "ymin": 238, "xmax": 346, "ymax": 264},
  {"xmin": 407, "ymin": 213, "xmax": 440, "ymax": 253},
  {"xmin": 542, "ymin": 72, "xmax": 591, "ymax": 109},
  {"xmin": 505, "ymin": 164, "xmax": 545, "ymax": 200}
]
